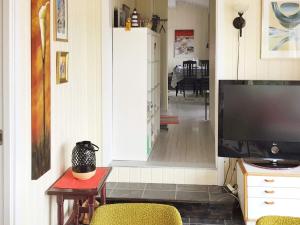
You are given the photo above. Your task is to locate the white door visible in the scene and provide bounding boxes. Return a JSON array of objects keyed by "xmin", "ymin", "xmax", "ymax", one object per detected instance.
[{"xmin": 0, "ymin": 0, "xmax": 3, "ymax": 223}]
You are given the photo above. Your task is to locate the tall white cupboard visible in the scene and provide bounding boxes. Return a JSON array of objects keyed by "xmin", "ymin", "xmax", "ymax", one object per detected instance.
[{"xmin": 113, "ymin": 28, "xmax": 160, "ymax": 161}]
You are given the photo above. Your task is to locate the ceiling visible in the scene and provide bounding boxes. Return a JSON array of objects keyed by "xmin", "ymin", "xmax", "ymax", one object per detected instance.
[{"xmin": 169, "ymin": 0, "xmax": 210, "ymax": 8}]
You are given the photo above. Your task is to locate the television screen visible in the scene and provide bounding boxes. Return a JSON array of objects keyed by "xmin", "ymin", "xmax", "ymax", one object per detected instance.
[{"xmin": 219, "ymin": 80, "xmax": 300, "ymax": 161}]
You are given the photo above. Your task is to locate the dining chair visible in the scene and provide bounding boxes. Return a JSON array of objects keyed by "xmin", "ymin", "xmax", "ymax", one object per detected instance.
[
  {"xmin": 199, "ymin": 60, "xmax": 209, "ymax": 76},
  {"xmin": 177, "ymin": 60, "xmax": 197, "ymax": 97}
]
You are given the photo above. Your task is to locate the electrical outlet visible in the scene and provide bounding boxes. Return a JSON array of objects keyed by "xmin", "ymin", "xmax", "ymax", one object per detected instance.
[{"xmin": 226, "ymin": 184, "xmax": 238, "ymax": 195}]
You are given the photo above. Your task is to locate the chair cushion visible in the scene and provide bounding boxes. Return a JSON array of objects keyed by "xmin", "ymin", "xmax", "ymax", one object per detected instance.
[
  {"xmin": 90, "ymin": 203, "xmax": 183, "ymax": 225},
  {"xmin": 256, "ymin": 216, "xmax": 300, "ymax": 225}
]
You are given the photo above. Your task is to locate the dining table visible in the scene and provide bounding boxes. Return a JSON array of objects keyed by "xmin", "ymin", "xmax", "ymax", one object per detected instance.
[{"xmin": 171, "ymin": 65, "xmax": 208, "ymax": 89}]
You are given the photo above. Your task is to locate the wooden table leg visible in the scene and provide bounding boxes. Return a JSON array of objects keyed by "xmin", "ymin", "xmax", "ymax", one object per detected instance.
[
  {"xmin": 57, "ymin": 195, "xmax": 64, "ymax": 225},
  {"xmin": 100, "ymin": 183, "xmax": 107, "ymax": 205},
  {"xmin": 88, "ymin": 196, "xmax": 95, "ymax": 221},
  {"xmin": 74, "ymin": 199, "xmax": 80, "ymax": 225}
]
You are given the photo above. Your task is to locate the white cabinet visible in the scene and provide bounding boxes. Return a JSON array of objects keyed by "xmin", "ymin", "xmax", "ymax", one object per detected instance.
[
  {"xmin": 237, "ymin": 160, "xmax": 300, "ymax": 225},
  {"xmin": 113, "ymin": 28, "xmax": 160, "ymax": 161}
]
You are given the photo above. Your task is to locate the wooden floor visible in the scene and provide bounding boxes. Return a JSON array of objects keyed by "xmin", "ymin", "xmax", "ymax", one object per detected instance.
[{"xmin": 148, "ymin": 92, "xmax": 215, "ymax": 168}]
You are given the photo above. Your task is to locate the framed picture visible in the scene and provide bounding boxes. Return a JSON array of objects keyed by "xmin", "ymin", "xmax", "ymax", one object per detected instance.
[
  {"xmin": 56, "ymin": 52, "xmax": 69, "ymax": 84},
  {"xmin": 122, "ymin": 4, "xmax": 130, "ymax": 21},
  {"xmin": 119, "ymin": 9, "xmax": 126, "ymax": 27},
  {"xmin": 174, "ymin": 30, "xmax": 195, "ymax": 56},
  {"xmin": 54, "ymin": 0, "xmax": 68, "ymax": 41},
  {"xmin": 261, "ymin": 0, "xmax": 300, "ymax": 58}
]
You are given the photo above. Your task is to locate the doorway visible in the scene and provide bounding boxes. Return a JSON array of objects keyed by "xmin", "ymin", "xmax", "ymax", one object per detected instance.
[
  {"xmin": 110, "ymin": 0, "xmax": 217, "ymax": 170},
  {"xmin": 0, "ymin": 0, "xmax": 4, "ymax": 222},
  {"xmin": 147, "ymin": 0, "xmax": 215, "ymax": 167}
]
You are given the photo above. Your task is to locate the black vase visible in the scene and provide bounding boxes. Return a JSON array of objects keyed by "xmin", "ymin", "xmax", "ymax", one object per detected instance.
[{"xmin": 72, "ymin": 141, "xmax": 99, "ymax": 180}]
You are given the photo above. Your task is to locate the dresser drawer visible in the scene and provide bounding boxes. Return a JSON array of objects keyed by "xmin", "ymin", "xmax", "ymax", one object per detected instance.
[
  {"xmin": 248, "ymin": 198, "xmax": 300, "ymax": 220},
  {"xmin": 247, "ymin": 176, "xmax": 300, "ymax": 188},
  {"xmin": 248, "ymin": 187, "xmax": 300, "ymax": 199}
]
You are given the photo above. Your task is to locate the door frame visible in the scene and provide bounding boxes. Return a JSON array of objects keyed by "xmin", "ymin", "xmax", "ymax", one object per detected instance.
[
  {"xmin": 215, "ymin": 0, "xmax": 225, "ymax": 185},
  {"xmin": 101, "ymin": 0, "xmax": 114, "ymax": 166},
  {"xmin": 0, "ymin": 0, "xmax": 3, "ymax": 223},
  {"xmin": 3, "ymin": 0, "xmax": 16, "ymax": 224}
]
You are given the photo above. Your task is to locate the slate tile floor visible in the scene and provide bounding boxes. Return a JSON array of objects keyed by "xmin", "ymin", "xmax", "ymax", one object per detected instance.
[{"xmin": 105, "ymin": 182, "xmax": 245, "ymax": 225}]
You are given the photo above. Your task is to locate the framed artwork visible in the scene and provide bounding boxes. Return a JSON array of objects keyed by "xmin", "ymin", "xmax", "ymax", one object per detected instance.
[
  {"xmin": 122, "ymin": 4, "xmax": 130, "ymax": 21},
  {"xmin": 31, "ymin": 0, "xmax": 51, "ymax": 180},
  {"xmin": 174, "ymin": 30, "xmax": 195, "ymax": 56},
  {"xmin": 119, "ymin": 9, "xmax": 126, "ymax": 27},
  {"xmin": 54, "ymin": 0, "xmax": 68, "ymax": 41},
  {"xmin": 56, "ymin": 52, "xmax": 69, "ymax": 84},
  {"xmin": 261, "ymin": 0, "xmax": 300, "ymax": 58}
]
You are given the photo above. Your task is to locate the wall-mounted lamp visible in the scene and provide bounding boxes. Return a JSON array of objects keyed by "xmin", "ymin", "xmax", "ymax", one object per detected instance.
[{"xmin": 233, "ymin": 0, "xmax": 249, "ymax": 37}]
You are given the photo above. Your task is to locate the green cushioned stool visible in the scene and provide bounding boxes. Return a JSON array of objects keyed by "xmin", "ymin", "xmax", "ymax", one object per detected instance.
[
  {"xmin": 90, "ymin": 203, "xmax": 183, "ymax": 225},
  {"xmin": 257, "ymin": 216, "xmax": 300, "ymax": 225}
]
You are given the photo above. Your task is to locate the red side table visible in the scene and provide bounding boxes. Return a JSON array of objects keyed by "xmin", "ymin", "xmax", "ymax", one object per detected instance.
[{"xmin": 47, "ymin": 167, "xmax": 112, "ymax": 225}]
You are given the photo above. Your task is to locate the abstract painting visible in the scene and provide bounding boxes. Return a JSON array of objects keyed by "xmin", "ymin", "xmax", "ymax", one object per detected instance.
[
  {"xmin": 31, "ymin": 0, "xmax": 51, "ymax": 180},
  {"xmin": 262, "ymin": 0, "xmax": 300, "ymax": 58},
  {"xmin": 174, "ymin": 30, "xmax": 195, "ymax": 56},
  {"xmin": 54, "ymin": 0, "xmax": 68, "ymax": 41}
]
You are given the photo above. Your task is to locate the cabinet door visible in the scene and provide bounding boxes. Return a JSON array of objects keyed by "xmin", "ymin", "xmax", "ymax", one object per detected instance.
[
  {"xmin": 248, "ymin": 176, "xmax": 300, "ymax": 188},
  {"xmin": 147, "ymin": 122, "xmax": 152, "ymax": 155},
  {"xmin": 248, "ymin": 187, "xmax": 300, "ymax": 199},
  {"xmin": 151, "ymin": 36, "xmax": 155, "ymax": 62},
  {"xmin": 147, "ymin": 34, "xmax": 152, "ymax": 61},
  {"xmin": 248, "ymin": 198, "xmax": 300, "ymax": 220},
  {"xmin": 147, "ymin": 63, "xmax": 151, "ymax": 91},
  {"xmin": 154, "ymin": 36, "xmax": 160, "ymax": 61},
  {"xmin": 151, "ymin": 63, "xmax": 155, "ymax": 89}
]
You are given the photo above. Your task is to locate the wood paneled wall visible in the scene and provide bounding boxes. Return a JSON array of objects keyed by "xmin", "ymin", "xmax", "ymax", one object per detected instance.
[
  {"xmin": 220, "ymin": 0, "xmax": 300, "ymax": 80},
  {"xmin": 12, "ymin": 0, "xmax": 102, "ymax": 224}
]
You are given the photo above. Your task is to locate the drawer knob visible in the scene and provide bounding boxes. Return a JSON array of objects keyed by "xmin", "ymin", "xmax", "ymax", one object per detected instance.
[
  {"xmin": 264, "ymin": 190, "xmax": 275, "ymax": 194},
  {"xmin": 264, "ymin": 201, "xmax": 275, "ymax": 205},
  {"xmin": 264, "ymin": 179, "xmax": 275, "ymax": 183}
]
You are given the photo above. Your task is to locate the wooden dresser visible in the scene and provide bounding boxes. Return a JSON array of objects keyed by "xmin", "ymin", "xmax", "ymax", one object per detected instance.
[{"xmin": 237, "ymin": 160, "xmax": 300, "ymax": 225}]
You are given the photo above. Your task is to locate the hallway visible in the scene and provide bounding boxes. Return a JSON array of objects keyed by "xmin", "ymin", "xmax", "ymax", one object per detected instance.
[{"xmin": 148, "ymin": 92, "xmax": 215, "ymax": 168}]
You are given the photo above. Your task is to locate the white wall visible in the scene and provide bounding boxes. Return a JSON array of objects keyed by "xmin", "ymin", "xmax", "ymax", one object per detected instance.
[
  {"xmin": 153, "ymin": 0, "xmax": 168, "ymax": 112},
  {"xmin": 101, "ymin": 0, "xmax": 114, "ymax": 166},
  {"xmin": 220, "ymin": 0, "xmax": 300, "ymax": 80},
  {"xmin": 168, "ymin": 2, "xmax": 209, "ymax": 73},
  {"xmin": 108, "ymin": 166, "xmax": 218, "ymax": 185},
  {"xmin": 135, "ymin": 0, "xmax": 153, "ymax": 19},
  {"xmin": 113, "ymin": 0, "xmax": 135, "ymax": 12},
  {"xmin": 11, "ymin": 0, "xmax": 102, "ymax": 224}
]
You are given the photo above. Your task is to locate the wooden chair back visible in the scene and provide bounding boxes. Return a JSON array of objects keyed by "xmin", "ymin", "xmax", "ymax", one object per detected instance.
[
  {"xmin": 199, "ymin": 60, "xmax": 209, "ymax": 76},
  {"xmin": 183, "ymin": 60, "xmax": 197, "ymax": 77}
]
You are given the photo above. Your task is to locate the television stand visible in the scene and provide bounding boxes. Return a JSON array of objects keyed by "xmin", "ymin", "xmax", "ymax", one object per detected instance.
[
  {"xmin": 237, "ymin": 160, "xmax": 300, "ymax": 225},
  {"xmin": 244, "ymin": 158, "xmax": 300, "ymax": 169}
]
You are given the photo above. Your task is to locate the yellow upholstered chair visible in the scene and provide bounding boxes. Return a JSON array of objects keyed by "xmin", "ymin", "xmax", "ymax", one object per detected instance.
[
  {"xmin": 90, "ymin": 203, "xmax": 183, "ymax": 225},
  {"xmin": 256, "ymin": 216, "xmax": 300, "ymax": 225}
]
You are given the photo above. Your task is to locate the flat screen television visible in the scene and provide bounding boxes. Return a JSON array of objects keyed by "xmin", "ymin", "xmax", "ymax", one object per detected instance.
[{"xmin": 218, "ymin": 80, "xmax": 300, "ymax": 168}]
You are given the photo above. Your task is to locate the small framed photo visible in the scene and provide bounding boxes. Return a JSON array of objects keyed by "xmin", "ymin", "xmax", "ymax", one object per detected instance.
[
  {"xmin": 122, "ymin": 4, "xmax": 130, "ymax": 20},
  {"xmin": 54, "ymin": 0, "xmax": 68, "ymax": 41},
  {"xmin": 56, "ymin": 52, "xmax": 69, "ymax": 84}
]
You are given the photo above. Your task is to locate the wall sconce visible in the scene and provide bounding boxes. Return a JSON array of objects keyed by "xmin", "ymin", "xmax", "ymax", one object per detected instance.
[{"xmin": 233, "ymin": 0, "xmax": 249, "ymax": 37}]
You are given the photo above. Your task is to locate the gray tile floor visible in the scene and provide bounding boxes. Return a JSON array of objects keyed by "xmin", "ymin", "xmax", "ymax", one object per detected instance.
[
  {"xmin": 106, "ymin": 182, "xmax": 245, "ymax": 225},
  {"xmin": 107, "ymin": 182, "xmax": 236, "ymax": 204}
]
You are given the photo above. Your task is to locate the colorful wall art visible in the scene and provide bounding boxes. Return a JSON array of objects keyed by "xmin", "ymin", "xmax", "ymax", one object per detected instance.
[
  {"xmin": 262, "ymin": 0, "xmax": 300, "ymax": 58},
  {"xmin": 31, "ymin": 0, "xmax": 51, "ymax": 180},
  {"xmin": 174, "ymin": 30, "xmax": 195, "ymax": 56}
]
